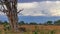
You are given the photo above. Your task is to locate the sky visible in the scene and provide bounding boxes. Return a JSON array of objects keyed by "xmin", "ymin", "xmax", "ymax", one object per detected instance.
[{"xmin": 0, "ymin": 0, "xmax": 60, "ymax": 23}]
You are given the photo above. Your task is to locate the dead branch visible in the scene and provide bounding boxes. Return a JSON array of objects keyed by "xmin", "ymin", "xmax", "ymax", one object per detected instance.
[
  {"xmin": 0, "ymin": 0, "xmax": 8, "ymax": 13},
  {"xmin": 17, "ymin": 9, "xmax": 24, "ymax": 14}
]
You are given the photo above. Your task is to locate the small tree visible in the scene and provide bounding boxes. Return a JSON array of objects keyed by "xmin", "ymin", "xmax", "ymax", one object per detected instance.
[
  {"xmin": 3, "ymin": 21, "xmax": 8, "ymax": 25},
  {"xmin": 0, "ymin": 20, "xmax": 3, "ymax": 24},
  {"xmin": 54, "ymin": 20, "xmax": 60, "ymax": 25},
  {"xmin": 46, "ymin": 21, "xmax": 52, "ymax": 25},
  {"xmin": 3, "ymin": 21, "xmax": 10, "ymax": 31},
  {"xmin": 19, "ymin": 21, "xmax": 25, "ymax": 25},
  {"xmin": 29, "ymin": 22, "xmax": 37, "ymax": 25}
]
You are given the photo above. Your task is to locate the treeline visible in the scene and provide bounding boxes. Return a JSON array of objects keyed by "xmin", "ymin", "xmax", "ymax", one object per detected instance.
[
  {"xmin": 18, "ymin": 20, "xmax": 60, "ymax": 25},
  {"xmin": 0, "ymin": 20, "xmax": 60, "ymax": 25}
]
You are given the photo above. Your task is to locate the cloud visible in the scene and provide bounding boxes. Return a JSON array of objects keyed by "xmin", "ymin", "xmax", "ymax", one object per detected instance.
[
  {"xmin": 0, "ymin": 1, "xmax": 60, "ymax": 16},
  {"xmin": 17, "ymin": 2, "xmax": 38, "ymax": 9},
  {"xmin": 0, "ymin": 12, "xmax": 5, "ymax": 15}
]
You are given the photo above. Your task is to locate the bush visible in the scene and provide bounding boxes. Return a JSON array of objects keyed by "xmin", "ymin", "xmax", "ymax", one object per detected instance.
[
  {"xmin": 18, "ymin": 27, "xmax": 26, "ymax": 32},
  {"xmin": 34, "ymin": 31, "xmax": 38, "ymax": 34},
  {"xmin": 50, "ymin": 30, "xmax": 55, "ymax": 34}
]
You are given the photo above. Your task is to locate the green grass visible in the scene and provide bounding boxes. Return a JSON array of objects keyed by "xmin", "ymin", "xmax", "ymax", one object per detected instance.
[{"xmin": 0, "ymin": 31, "xmax": 2, "ymax": 34}]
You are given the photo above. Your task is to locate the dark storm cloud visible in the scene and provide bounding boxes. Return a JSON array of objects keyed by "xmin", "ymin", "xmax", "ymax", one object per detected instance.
[{"xmin": 18, "ymin": 0, "xmax": 60, "ymax": 3}]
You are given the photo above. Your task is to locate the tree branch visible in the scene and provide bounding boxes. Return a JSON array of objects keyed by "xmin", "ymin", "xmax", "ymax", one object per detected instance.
[
  {"xmin": 3, "ymin": 0, "xmax": 12, "ymax": 11},
  {"xmin": 17, "ymin": 9, "xmax": 24, "ymax": 14},
  {"xmin": 0, "ymin": 0, "xmax": 8, "ymax": 13}
]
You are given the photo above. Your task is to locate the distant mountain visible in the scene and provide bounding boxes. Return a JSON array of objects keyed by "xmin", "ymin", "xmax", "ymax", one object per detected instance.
[
  {"xmin": 19, "ymin": 16, "xmax": 60, "ymax": 23},
  {"xmin": 0, "ymin": 15, "xmax": 7, "ymax": 21},
  {"xmin": 0, "ymin": 15, "xmax": 60, "ymax": 23}
]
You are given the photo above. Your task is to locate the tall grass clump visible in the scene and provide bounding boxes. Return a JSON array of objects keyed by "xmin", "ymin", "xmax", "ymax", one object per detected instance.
[{"xmin": 50, "ymin": 30, "xmax": 55, "ymax": 34}]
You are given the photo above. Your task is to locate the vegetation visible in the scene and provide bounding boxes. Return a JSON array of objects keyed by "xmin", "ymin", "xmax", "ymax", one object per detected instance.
[
  {"xmin": 18, "ymin": 21, "xmax": 25, "ymax": 25},
  {"xmin": 46, "ymin": 21, "xmax": 53, "ymax": 25},
  {"xmin": 0, "ymin": 19, "xmax": 60, "ymax": 25},
  {"xmin": 18, "ymin": 20, "xmax": 60, "ymax": 25},
  {"xmin": 0, "ymin": 20, "xmax": 60, "ymax": 34},
  {"xmin": 29, "ymin": 22, "xmax": 38, "ymax": 25},
  {"xmin": 54, "ymin": 20, "xmax": 60, "ymax": 25}
]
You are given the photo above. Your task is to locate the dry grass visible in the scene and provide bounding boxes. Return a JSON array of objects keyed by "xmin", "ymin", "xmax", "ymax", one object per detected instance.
[{"xmin": 0, "ymin": 25, "xmax": 60, "ymax": 34}]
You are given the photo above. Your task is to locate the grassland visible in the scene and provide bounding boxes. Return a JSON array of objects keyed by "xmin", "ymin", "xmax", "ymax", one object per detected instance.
[{"xmin": 0, "ymin": 25, "xmax": 60, "ymax": 34}]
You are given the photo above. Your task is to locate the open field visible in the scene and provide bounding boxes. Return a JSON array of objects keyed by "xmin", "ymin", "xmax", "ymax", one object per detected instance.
[{"xmin": 0, "ymin": 25, "xmax": 60, "ymax": 34}]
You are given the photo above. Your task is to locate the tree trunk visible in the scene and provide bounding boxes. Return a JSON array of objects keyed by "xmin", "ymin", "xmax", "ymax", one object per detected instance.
[
  {"xmin": 7, "ymin": 12, "xmax": 18, "ymax": 32},
  {"xmin": 6, "ymin": 0, "xmax": 18, "ymax": 32}
]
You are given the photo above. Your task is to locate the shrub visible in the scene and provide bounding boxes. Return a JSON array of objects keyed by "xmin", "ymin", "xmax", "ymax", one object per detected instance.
[{"xmin": 18, "ymin": 27, "xmax": 26, "ymax": 32}]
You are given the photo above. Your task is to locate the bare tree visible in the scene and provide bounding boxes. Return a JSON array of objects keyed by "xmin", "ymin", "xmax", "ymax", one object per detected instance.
[{"xmin": 0, "ymin": 0, "xmax": 23, "ymax": 32}]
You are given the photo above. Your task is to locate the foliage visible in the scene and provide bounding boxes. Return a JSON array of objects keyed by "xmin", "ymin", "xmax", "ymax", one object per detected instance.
[
  {"xmin": 1, "ymin": 19, "xmax": 60, "ymax": 25},
  {"xmin": 29, "ymin": 22, "xmax": 37, "ymax": 25},
  {"xmin": 54, "ymin": 20, "xmax": 60, "ymax": 25},
  {"xmin": 2, "ymin": 21, "xmax": 11, "ymax": 31},
  {"xmin": 4, "ymin": 25, "xmax": 11, "ymax": 31},
  {"xmin": 46, "ymin": 21, "xmax": 52, "ymax": 25},
  {"xmin": 19, "ymin": 21, "xmax": 25, "ymax": 25},
  {"xmin": 50, "ymin": 30, "xmax": 55, "ymax": 34},
  {"xmin": 34, "ymin": 31, "xmax": 38, "ymax": 34}
]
